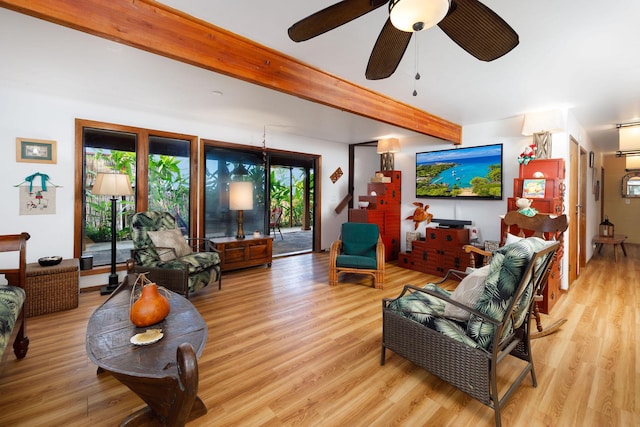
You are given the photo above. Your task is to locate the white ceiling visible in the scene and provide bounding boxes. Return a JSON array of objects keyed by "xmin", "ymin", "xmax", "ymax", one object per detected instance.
[
  {"xmin": 3, "ymin": 1, "xmax": 640, "ymax": 152},
  {"xmin": 157, "ymin": 0, "xmax": 640, "ymax": 152}
]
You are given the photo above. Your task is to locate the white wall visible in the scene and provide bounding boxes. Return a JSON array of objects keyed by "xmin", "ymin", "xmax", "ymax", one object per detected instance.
[
  {"xmin": 396, "ymin": 116, "xmax": 526, "ymax": 247},
  {"xmin": 0, "ymin": 84, "xmax": 350, "ymax": 287}
]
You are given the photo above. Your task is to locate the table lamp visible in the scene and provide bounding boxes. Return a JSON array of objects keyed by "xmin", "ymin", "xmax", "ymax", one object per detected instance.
[{"xmin": 229, "ymin": 181, "xmax": 253, "ymax": 239}]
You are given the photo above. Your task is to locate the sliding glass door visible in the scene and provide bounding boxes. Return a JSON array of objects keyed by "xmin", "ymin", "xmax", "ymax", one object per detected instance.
[{"xmin": 203, "ymin": 145, "xmax": 266, "ymax": 238}]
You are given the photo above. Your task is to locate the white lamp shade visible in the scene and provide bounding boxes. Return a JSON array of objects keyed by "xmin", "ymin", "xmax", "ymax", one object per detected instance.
[
  {"xmin": 229, "ymin": 181, "xmax": 254, "ymax": 210},
  {"xmin": 92, "ymin": 172, "xmax": 133, "ymax": 196},
  {"xmin": 626, "ymin": 155, "xmax": 640, "ymax": 170},
  {"xmin": 521, "ymin": 110, "xmax": 565, "ymax": 136},
  {"xmin": 619, "ymin": 125, "xmax": 640, "ymax": 151},
  {"xmin": 389, "ymin": 0, "xmax": 449, "ymax": 32},
  {"xmin": 377, "ymin": 137, "xmax": 401, "ymax": 154}
]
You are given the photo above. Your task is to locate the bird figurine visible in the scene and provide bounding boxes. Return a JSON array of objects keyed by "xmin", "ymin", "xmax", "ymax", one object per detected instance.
[{"xmin": 406, "ymin": 202, "xmax": 433, "ymax": 230}]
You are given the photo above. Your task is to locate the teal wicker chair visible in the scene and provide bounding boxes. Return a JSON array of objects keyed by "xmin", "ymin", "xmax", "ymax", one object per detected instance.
[
  {"xmin": 129, "ymin": 212, "xmax": 221, "ymax": 298},
  {"xmin": 329, "ymin": 222, "xmax": 385, "ymax": 289}
]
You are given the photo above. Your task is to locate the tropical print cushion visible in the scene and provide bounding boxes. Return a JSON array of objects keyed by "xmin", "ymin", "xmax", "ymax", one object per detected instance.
[
  {"xmin": 0, "ymin": 285, "xmax": 25, "ymax": 357},
  {"xmin": 387, "ymin": 284, "xmax": 480, "ymax": 348},
  {"xmin": 467, "ymin": 237, "xmax": 549, "ymax": 348},
  {"xmin": 387, "ymin": 237, "xmax": 552, "ymax": 350}
]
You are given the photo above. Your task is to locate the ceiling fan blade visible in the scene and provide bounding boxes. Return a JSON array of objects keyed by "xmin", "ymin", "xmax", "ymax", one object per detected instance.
[
  {"xmin": 438, "ymin": 0, "xmax": 519, "ymax": 61},
  {"xmin": 288, "ymin": 0, "xmax": 388, "ymax": 42},
  {"xmin": 366, "ymin": 19, "xmax": 412, "ymax": 80}
]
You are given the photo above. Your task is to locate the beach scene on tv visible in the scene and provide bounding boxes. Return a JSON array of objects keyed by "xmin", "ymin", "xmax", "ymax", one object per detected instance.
[{"xmin": 416, "ymin": 144, "xmax": 502, "ymax": 198}]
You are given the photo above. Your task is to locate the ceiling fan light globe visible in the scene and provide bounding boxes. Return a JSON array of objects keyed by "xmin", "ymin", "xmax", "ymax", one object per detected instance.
[{"xmin": 389, "ymin": 0, "xmax": 450, "ymax": 33}]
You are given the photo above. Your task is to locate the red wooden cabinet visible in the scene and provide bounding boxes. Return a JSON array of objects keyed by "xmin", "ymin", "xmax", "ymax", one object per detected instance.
[
  {"xmin": 399, "ymin": 227, "xmax": 470, "ymax": 278},
  {"xmin": 349, "ymin": 170, "xmax": 401, "ymax": 261},
  {"xmin": 506, "ymin": 158, "xmax": 565, "ymax": 314}
]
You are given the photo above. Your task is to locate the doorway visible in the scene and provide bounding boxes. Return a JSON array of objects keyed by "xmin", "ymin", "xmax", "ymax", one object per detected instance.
[
  {"xmin": 269, "ymin": 154, "xmax": 315, "ymax": 256},
  {"xmin": 568, "ymin": 138, "xmax": 588, "ymax": 286}
]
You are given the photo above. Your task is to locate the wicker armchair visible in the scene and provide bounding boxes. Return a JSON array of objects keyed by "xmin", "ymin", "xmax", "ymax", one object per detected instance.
[
  {"xmin": 382, "ymin": 237, "xmax": 560, "ymax": 427},
  {"xmin": 129, "ymin": 211, "xmax": 221, "ymax": 298},
  {"xmin": 329, "ymin": 222, "xmax": 385, "ymax": 289}
]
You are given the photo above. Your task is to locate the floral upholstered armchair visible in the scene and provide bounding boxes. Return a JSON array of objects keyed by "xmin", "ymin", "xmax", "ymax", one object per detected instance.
[{"xmin": 129, "ymin": 211, "xmax": 221, "ymax": 298}]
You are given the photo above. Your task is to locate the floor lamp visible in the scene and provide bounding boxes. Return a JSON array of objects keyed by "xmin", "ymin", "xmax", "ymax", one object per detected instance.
[
  {"xmin": 229, "ymin": 181, "xmax": 253, "ymax": 239},
  {"xmin": 92, "ymin": 172, "xmax": 133, "ymax": 295}
]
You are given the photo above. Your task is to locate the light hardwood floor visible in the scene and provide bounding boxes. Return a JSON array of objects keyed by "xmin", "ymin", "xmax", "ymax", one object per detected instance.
[{"xmin": 0, "ymin": 245, "xmax": 638, "ymax": 426}]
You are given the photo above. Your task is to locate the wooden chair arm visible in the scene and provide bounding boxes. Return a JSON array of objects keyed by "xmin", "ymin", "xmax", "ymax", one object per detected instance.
[
  {"xmin": 463, "ymin": 244, "xmax": 491, "ymax": 258},
  {"xmin": 376, "ymin": 235, "xmax": 385, "ymax": 271},
  {"xmin": 463, "ymin": 244, "xmax": 491, "ymax": 269},
  {"xmin": 329, "ymin": 239, "xmax": 342, "ymax": 268}
]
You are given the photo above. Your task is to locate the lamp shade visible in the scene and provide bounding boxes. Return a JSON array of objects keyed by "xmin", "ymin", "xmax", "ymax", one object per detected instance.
[
  {"xmin": 626, "ymin": 155, "xmax": 640, "ymax": 170},
  {"xmin": 619, "ymin": 125, "xmax": 640, "ymax": 151},
  {"xmin": 92, "ymin": 172, "xmax": 133, "ymax": 196},
  {"xmin": 521, "ymin": 110, "xmax": 564, "ymax": 136},
  {"xmin": 229, "ymin": 181, "xmax": 254, "ymax": 210},
  {"xmin": 377, "ymin": 138, "xmax": 401, "ymax": 154},
  {"xmin": 389, "ymin": 0, "xmax": 449, "ymax": 32}
]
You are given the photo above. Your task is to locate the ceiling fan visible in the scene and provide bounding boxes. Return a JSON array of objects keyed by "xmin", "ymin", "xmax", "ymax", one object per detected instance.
[{"xmin": 288, "ymin": 0, "xmax": 519, "ymax": 80}]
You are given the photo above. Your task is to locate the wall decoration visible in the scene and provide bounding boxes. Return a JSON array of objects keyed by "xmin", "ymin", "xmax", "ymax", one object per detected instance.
[
  {"xmin": 16, "ymin": 138, "xmax": 57, "ymax": 164},
  {"xmin": 522, "ymin": 179, "xmax": 546, "ymax": 198},
  {"xmin": 589, "ymin": 151, "xmax": 594, "ymax": 168},
  {"xmin": 19, "ymin": 186, "xmax": 56, "ymax": 215},
  {"xmin": 330, "ymin": 167, "xmax": 343, "ymax": 183},
  {"xmin": 15, "ymin": 172, "xmax": 61, "ymax": 215}
]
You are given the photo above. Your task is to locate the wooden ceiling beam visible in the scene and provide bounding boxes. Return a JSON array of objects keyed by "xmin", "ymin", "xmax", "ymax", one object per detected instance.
[{"xmin": 0, "ymin": 0, "xmax": 462, "ymax": 143}]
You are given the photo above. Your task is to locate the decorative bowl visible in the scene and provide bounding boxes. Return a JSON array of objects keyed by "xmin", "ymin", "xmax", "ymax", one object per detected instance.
[
  {"xmin": 358, "ymin": 201, "xmax": 370, "ymax": 209},
  {"xmin": 38, "ymin": 256, "xmax": 62, "ymax": 267}
]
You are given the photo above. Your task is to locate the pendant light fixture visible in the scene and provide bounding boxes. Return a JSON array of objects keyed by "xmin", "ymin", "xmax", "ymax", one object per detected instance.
[{"xmin": 389, "ymin": 0, "xmax": 450, "ymax": 33}]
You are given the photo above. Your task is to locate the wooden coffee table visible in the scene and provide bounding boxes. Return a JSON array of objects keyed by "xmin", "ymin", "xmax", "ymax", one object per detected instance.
[
  {"xmin": 593, "ymin": 234, "xmax": 628, "ymax": 262},
  {"xmin": 86, "ymin": 274, "xmax": 208, "ymax": 426}
]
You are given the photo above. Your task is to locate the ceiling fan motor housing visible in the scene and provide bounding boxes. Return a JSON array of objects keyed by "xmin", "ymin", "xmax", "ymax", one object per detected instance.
[{"xmin": 389, "ymin": 0, "xmax": 450, "ymax": 32}]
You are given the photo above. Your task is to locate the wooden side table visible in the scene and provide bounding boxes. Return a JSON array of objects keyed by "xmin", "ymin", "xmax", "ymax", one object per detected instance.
[
  {"xmin": 211, "ymin": 235, "xmax": 273, "ymax": 272},
  {"xmin": 593, "ymin": 234, "xmax": 628, "ymax": 262}
]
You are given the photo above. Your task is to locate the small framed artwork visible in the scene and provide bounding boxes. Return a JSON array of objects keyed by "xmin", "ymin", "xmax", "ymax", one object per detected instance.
[
  {"xmin": 16, "ymin": 138, "xmax": 57, "ymax": 164},
  {"xmin": 589, "ymin": 151, "xmax": 594, "ymax": 168},
  {"xmin": 522, "ymin": 178, "xmax": 546, "ymax": 198}
]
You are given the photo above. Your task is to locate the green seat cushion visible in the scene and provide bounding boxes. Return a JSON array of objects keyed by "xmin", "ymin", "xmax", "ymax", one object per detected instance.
[{"xmin": 336, "ymin": 254, "xmax": 377, "ymax": 270}]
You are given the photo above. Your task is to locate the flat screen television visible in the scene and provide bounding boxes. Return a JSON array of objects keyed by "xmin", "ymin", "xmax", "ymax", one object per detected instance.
[{"xmin": 416, "ymin": 143, "xmax": 503, "ymax": 200}]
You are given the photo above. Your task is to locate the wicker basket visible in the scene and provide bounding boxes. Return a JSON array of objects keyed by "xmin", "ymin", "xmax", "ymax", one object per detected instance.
[{"xmin": 25, "ymin": 258, "xmax": 79, "ymax": 317}]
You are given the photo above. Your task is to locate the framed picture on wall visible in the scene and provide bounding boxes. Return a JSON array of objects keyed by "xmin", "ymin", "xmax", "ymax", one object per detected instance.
[{"xmin": 16, "ymin": 138, "xmax": 57, "ymax": 164}]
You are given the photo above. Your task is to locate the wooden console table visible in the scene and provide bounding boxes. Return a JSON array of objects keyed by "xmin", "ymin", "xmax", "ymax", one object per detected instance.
[
  {"xmin": 211, "ymin": 235, "xmax": 273, "ymax": 272},
  {"xmin": 86, "ymin": 274, "xmax": 208, "ymax": 426},
  {"xmin": 593, "ymin": 234, "xmax": 627, "ymax": 262}
]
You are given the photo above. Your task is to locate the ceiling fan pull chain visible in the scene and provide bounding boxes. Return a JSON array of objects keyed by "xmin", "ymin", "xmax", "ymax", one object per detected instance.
[{"xmin": 413, "ymin": 33, "xmax": 420, "ymax": 96}]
